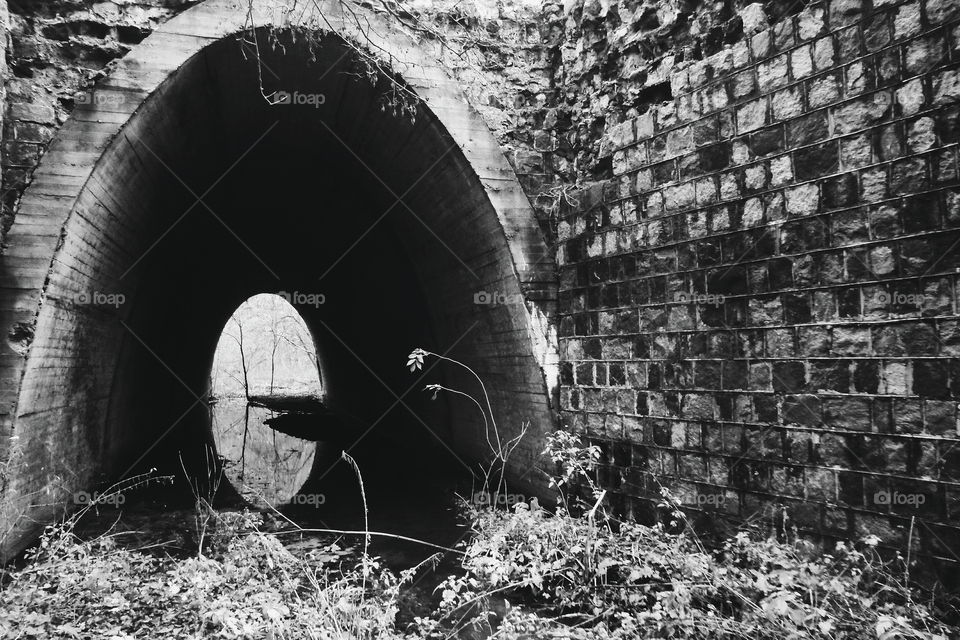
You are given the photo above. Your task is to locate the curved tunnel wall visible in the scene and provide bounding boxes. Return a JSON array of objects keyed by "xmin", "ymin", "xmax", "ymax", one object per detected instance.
[{"xmin": 0, "ymin": 0, "xmax": 558, "ymax": 557}]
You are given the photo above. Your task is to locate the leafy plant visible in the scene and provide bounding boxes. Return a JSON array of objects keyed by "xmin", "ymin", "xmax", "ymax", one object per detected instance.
[
  {"xmin": 543, "ymin": 430, "xmax": 601, "ymax": 505},
  {"xmin": 407, "ymin": 347, "xmax": 528, "ymax": 502},
  {"xmin": 408, "ymin": 437, "xmax": 956, "ymax": 640}
]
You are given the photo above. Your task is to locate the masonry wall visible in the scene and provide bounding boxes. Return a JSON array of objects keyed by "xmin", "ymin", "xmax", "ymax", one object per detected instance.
[
  {"xmin": 0, "ymin": 0, "xmax": 193, "ymax": 241},
  {"xmin": 557, "ymin": 0, "xmax": 960, "ymax": 562}
]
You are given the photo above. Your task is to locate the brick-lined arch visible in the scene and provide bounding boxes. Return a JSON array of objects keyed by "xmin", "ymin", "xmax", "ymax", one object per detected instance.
[{"xmin": 0, "ymin": 0, "xmax": 557, "ymax": 557}]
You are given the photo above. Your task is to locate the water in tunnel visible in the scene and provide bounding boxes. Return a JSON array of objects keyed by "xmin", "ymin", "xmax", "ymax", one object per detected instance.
[
  {"xmin": 203, "ymin": 286, "xmax": 467, "ymax": 547},
  {"xmin": 209, "ymin": 293, "xmax": 321, "ymax": 508}
]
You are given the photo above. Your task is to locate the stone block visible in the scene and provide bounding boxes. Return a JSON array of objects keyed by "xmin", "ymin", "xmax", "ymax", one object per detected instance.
[
  {"xmin": 893, "ymin": 1, "xmax": 922, "ymax": 40},
  {"xmin": 737, "ymin": 98, "xmax": 768, "ymax": 134}
]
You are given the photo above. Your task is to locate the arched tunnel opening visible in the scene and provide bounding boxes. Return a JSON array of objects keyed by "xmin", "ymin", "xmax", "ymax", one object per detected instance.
[
  {"xmin": 103, "ymin": 31, "xmax": 523, "ymax": 529},
  {"xmin": 1, "ymin": 27, "xmax": 557, "ymax": 557}
]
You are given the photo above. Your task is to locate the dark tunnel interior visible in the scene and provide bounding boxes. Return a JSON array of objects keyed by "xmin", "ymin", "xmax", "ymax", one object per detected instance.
[
  {"xmin": 119, "ymin": 157, "xmax": 462, "ymax": 486},
  {"xmin": 99, "ymin": 31, "xmax": 507, "ymax": 513}
]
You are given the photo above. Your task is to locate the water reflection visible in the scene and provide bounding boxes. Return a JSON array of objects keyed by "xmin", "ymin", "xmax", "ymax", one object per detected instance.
[{"xmin": 210, "ymin": 398, "xmax": 317, "ymax": 507}]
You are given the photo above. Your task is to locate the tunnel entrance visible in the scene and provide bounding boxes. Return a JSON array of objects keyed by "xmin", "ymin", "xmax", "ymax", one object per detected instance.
[
  {"xmin": 210, "ymin": 293, "xmax": 324, "ymax": 404},
  {"xmin": 0, "ymin": 6, "xmax": 557, "ymax": 559},
  {"xmin": 209, "ymin": 293, "xmax": 322, "ymax": 508}
]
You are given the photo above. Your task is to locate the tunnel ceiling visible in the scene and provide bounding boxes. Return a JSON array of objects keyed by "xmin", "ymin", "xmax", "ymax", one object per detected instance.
[{"xmin": 0, "ymin": 0, "xmax": 558, "ymax": 559}]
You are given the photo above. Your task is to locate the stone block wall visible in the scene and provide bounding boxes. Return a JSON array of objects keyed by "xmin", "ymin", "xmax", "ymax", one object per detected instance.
[
  {"xmin": 0, "ymin": 1, "xmax": 193, "ymax": 241},
  {"xmin": 557, "ymin": 0, "xmax": 960, "ymax": 561}
]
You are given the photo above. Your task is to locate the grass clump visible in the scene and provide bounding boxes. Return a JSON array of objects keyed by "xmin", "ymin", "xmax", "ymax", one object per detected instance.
[{"xmin": 0, "ymin": 509, "xmax": 403, "ymax": 640}]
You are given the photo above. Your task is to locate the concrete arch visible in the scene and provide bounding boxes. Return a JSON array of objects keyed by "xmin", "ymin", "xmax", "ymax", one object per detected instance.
[{"xmin": 0, "ymin": 0, "xmax": 557, "ymax": 557}]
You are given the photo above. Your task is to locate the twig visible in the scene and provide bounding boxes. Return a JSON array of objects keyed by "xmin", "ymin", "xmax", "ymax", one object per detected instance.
[
  {"xmin": 341, "ymin": 450, "xmax": 371, "ymax": 597},
  {"xmin": 272, "ymin": 527, "xmax": 463, "ymax": 554}
]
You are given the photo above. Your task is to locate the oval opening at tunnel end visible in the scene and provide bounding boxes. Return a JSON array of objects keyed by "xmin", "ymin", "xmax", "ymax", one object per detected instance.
[{"xmin": 209, "ymin": 293, "xmax": 323, "ymax": 508}]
